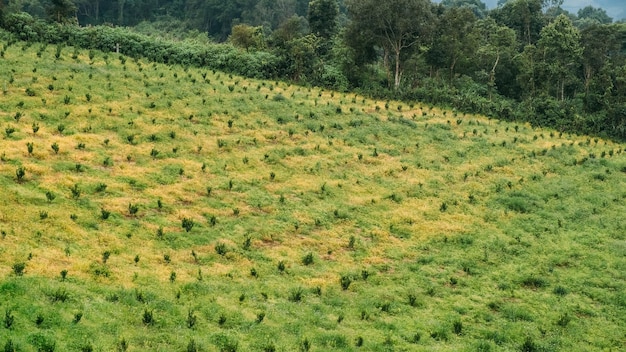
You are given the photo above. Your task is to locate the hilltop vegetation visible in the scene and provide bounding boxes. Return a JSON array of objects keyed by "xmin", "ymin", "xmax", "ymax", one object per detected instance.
[{"xmin": 1, "ymin": 31, "xmax": 626, "ymax": 351}]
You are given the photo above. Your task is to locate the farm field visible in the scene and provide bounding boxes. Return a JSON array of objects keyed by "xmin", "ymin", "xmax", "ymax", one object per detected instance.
[{"xmin": 0, "ymin": 31, "xmax": 625, "ymax": 351}]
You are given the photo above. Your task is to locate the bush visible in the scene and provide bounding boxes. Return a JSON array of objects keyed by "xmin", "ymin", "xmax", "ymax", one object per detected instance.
[
  {"xmin": 340, "ymin": 275, "xmax": 352, "ymax": 290},
  {"xmin": 4, "ymin": 310, "xmax": 15, "ymax": 329},
  {"xmin": 302, "ymin": 252, "xmax": 314, "ymax": 266},
  {"xmin": 215, "ymin": 242, "xmax": 228, "ymax": 256},
  {"xmin": 289, "ymin": 287, "xmax": 304, "ymax": 302},
  {"xmin": 12, "ymin": 262, "xmax": 25, "ymax": 276},
  {"xmin": 142, "ymin": 309, "xmax": 154, "ymax": 325},
  {"xmin": 182, "ymin": 218, "xmax": 194, "ymax": 232},
  {"xmin": 1, "ymin": 13, "xmax": 281, "ymax": 80},
  {"xmin": 15, "ymin": 167, "xmax": 25, "ymax": 182}
]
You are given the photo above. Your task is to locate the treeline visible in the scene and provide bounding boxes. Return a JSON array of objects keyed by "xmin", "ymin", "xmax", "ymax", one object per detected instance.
[{"xmin": 1, "ymin": 0, "xmax": 626, "ymax": 140}]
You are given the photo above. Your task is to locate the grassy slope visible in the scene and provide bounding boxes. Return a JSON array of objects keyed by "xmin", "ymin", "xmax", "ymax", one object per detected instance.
[{"xmin": 0, "ymin": 35, "xmax": 625, "ymax": 351}]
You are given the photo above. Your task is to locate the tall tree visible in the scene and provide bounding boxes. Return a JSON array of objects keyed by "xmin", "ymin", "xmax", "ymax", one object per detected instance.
[
  {"xmin": 536, "ymin": 14, "xmax": 582, "ymax": 100},
  {"xmin": 427, "ymin": 6, "xmax": 477, "ymax": 81},
  {"xmin": 577, "ymin": 6, "xmax": 612, "ymax": 24},
  {"xmin": 580, "ymin": 24, "xmax": 622, "ymax": 109},
  {"xmin": 345, "ymin": 0, "xmax": 435, "ymax": 90},
  {"xmin": 307, "ymin": 0, "xmax": 338, "ymax": 39},
  {"xmin": 474, "ymin": 17, "xmax": 517, "ymax": 97},
  {"xmin": 492, "ymin": 0, "xmax": 545, "ymax": 46},
  {"xmin": 440, "ymin": 0, "xmax": 487, "ymax": 19},
  {"xmin": 47, "ymin": 0, "xmax": 77, "ymax": 23}
]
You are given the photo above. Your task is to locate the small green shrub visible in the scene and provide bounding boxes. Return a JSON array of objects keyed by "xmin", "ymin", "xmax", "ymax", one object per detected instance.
[
  {"xmin": 12, "ymin": 262, "xmax": 25, "ymax": 276},
  {"xmin": 215, "ymin": 242, "xmax": 228, "ymax": 256},
  {"xmin": 128, "ymin": 203, "xmax": 139, "ymax": 215},
  {"xmin": 142, "ymin": 309, "xmax": 154, "ymax": 325},
  {"xmin": 70, "ymin": 184, "xmax": 81, "ymax": 199},
  {"xmin": 187, "ymin": 310, "xmax": 197, "ymax": 328},
  {"xmin": 182, "ymin": 218, "xmax": 194, "ymax": 232},
  {"xmin": 4, "ymin": 309, "xmax": 15, "ymax": 329},
  {"xmin": 289, "ymin": 287, "xmax": 304, "ymax": 302},
  {"xmin": 15, "ymin": 167, "xmax": 25, "ymax": 182},
  {"xmin": 340, "ymin": 275, "xmax": 352, "ymax": 290},
  {"xmin": 453, "ymin": 320, "xmax": 463, "ymax": 335},
  {"xmin": 277, "ymin": 260, "xmax": 286, "ymax": 273},
  {"xmin": 302, "ymin": 252, "xmax": 314, "ymax": 266}
]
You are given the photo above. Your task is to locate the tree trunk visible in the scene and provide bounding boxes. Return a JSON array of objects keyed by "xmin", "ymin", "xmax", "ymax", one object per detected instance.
[
  {"xmin": 383, "ymin": 48, "xmax": 391, "ymax": 88},
  {"xmin": 449, "ymin": 57, "xmax": 458, "ymax": 82},
  {"xmin": 489, "ymin": 52, "xmax": 500, "ymax": 100},
  {"xmin": 394, "ymin": 48, "xmax": 401, "ymax": 90}
]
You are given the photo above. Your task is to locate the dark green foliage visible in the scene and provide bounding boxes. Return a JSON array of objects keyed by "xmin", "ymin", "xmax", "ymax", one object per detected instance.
[
  {"xmin": 102, "ymin": 250, "xmax": 111, "ymax": 263},
  {"xmin": 300, "ymin": 338, "xmax": 311, "ymax": 352},
  {"xmin": 557, "ymin": 313, "xmax": 572, "ymax": 327},
  {"xmin": 277, "ymin": 260, "xmax": 286, "ymax": 273},
  {"xmin": 15, "ymin": 167, "xmax": 25, "ymax": 182},
  {"xmin": 289, "ymin": 287, "xmax": 304, "ymax": 302},
  {"xmin": 5, "ymin": 127, "xmax": 16, "ymax": 137},
  {"xmin": 186, "ymin": 339, "xmax": 198, "ymax": 352},
  {"xmin": 142, "ymin": 309, "xmax": 154, "ymax": 325},
  {"xmin": 70, "ymin": 184, "xmax": 80, "ymax": 199},
  {"xmin": 521, "ymin": 276, "xmax": 548, "ymax": 289},
  {"xmin": 4, "ymin": 309, "xmax": 15, "ymax": 329},
  {"xmin": 187, "ymin": 310, "xmax": 197, "ymax": 328},
  {"xmin": 340, "ymin": 275, "xmax": 352, "ymax": 290},
  {"xmin": 520, "ymin": 336, "xmax": 538, "ymax": 352},
  {"xmin": 213, "ymin": 333, "xmax": 238, "ymax": 352},
  {"xmin": 118, "ymin": 338, "xmax": 129, "ymax": 352},
  {"xmin": 182, "ymin": 218, "xmax": 194, "ymax": 232},
  {"xmin": 30, "ymin": 333, "xmax": 56, "ymax": 352},
  {"xmin": 12, "ymin": 262, "xmax": 25, "ymax": 276},
  {"xmin": 553, "ymin": 285, "xmax": 568, "ymax": 296},
  {"xmin": 128, "ymin": 203, "xmax": 139, "ymax": 215},
  {"xmin": 4, "ymin": 339, "xmax": 15, "ymax": 352},
  {"xmin": 453, "ymin": 320, "xmax": 463, "ymax": 335},
  {"xmin": 47, "ymin": 287, "xmax": 69, "ymax": 302},
  {"xmin": 302, "ymin": 252, "xmax": 314, "ymax": 266},
  {"xmin": 215, "ymin": 242, "xmax": 228, "ymax": 256},
  {"xmin": 256, "ymin": 312, "xmax": 265, "ymax": 323}
]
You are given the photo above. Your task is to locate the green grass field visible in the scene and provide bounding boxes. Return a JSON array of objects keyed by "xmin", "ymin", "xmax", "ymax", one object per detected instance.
[{"xmin": 1, "ymin": 32, "xmax": 625, "ymax": 351}]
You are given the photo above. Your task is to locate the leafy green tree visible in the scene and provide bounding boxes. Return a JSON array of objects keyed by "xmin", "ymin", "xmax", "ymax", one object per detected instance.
[
  {"xmin": 230, "ymin": 24, "xmax": 264, "ymax": 51},
  {"xmin": 580, "ymin": 24, "xmax": 621, "ymax": 98},
  {"xmin": 252, "ymin": 0, "xmax": 298, "ymax": 30},
  {"xmin": 474, "ymin": 17, "xmax": 517, "ymax": 97},
  {"xmin": 536, "ymin": 14, "xmax": 582, "ymax": 100},
  {"xmin": 307, "ymin": 0, "xmax": 339, "ymax": 39},
  {"xmin": 271, "ymin": 16, "xmax": 320, "ymax": 81},
  {"xmin": 577, "ymin": 6, "xmax": 612, "ymax": 25},
  {"xmin": 440, "ymin": 0, "xmax": 487, "ymax": 18},
  {"xmin": 492, "ymin": 0, "xmax": 545, "ymax": 46},
  {"xmin": 47, "ymin": 0, "xmax": 78, "ymax": 23},
  {"xmin": 427, "ymin": 6, "xmax": 477, "ymax": 81},
  {"xmin": 345, "ymin": 0, "xmax": 435, "ymax": 89}
]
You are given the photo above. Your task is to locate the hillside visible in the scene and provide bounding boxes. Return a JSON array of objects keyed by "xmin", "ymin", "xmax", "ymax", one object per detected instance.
[{"xmin": 0, "ymin": 33, "xmax": 625, "ymax": 351}]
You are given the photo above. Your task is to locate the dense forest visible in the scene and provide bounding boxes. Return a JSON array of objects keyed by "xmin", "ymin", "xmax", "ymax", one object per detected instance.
[{"xmin": 1, "ymin": 0, "xmax": 626, "ymax": 140}]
